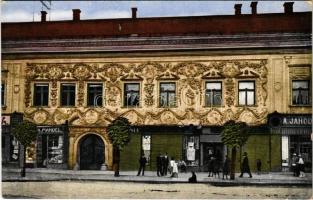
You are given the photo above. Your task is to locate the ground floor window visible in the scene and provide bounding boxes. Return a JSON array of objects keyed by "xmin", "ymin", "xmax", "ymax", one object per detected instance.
[
  {"xmin": 9, "ymin": 136, "xmax": 19, "ymax": 162},
  {"xmin": 183, "ymin": 136, "xmax": 199, "ymax": 166},
  {"xmin": 142, "ymin": 135, "xmax": 151, "ymax": 164},
  {"xmin": 289, "ymin": 135, "xmax": 312, "ymax": 167},
  {"xmin": 47, "ymin": 135, "xmax": 64, "ymax": 164}
]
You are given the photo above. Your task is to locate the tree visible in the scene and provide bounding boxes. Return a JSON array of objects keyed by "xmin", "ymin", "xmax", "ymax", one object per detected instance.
[
  {"xmin": 11, "ymin": 120, "xmax": 37, "ymax": 177},
  {"xmin": 107, "ymin": 116, "xmax": 131, "ymax": 177},
  {"xmin": 221, "ymin": 120, "xmax": 249, "ymax": 180}
]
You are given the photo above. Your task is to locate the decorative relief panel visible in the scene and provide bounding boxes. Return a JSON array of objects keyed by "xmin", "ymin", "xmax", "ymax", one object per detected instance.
[{"xmin": 24, "ymin": 59, "xmax": 268, "ymax": 126}]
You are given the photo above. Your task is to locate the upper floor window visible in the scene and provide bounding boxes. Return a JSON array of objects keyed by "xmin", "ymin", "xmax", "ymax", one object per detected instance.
[
  {"xmin": 205, "ymin": 82, "xmax": 222, "ymax": 106},
  {"xmin": 238, "ymin": 81, "xmax": 255, "ymax": 106},
  {"xmin": 124, "ymin": 83, "xmax": 140, "ymax": 107},
  {"xmin": 87, "ymin": 83, "xmax": 103, "ymax": 107},
  {"xmin": 1, "ymin": 83, "xmax": 5, "ymax": 107},
  {"xmin": 61, "ymin": 84, "xmax": 76, "ymax": 106},
  {"xmin": 292, "ymin": 80, "xmax": 310, "ymax": 105},
  {"xmin": 34, "ymin": 83, "xmax": 49, "ymax": 106},
  {"xmin": 160, "ymin": 82, "xmax": 176, "ymax": 107}
]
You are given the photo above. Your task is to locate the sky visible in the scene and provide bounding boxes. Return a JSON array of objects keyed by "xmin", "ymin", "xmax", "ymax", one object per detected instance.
[{"xmin": 1, "ymin": 1, "xmax": 312, "ymax": 22}]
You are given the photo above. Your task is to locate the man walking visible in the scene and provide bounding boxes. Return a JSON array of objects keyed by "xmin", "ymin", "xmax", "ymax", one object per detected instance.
[
  {"xmin": 137, "ymin": 154, "xmax": 147, "ymax": 176},
  {"xmin": 239, "ymin": 152, "xmax": 252, "ymax": 178}
]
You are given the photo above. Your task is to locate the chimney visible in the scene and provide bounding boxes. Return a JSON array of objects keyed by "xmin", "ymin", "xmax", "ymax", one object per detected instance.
[
  {"xmin": 250, "ymin": 2, "xmax": 258, "ymax": 15},
  {"xmin": 284, "ymin": 2, "xmax": 294, "ymax": 14},
  {"xmin": 72, "ymin": 9, "xmax": 81, "ymax": 21},
  {"xmin": 234, "ymin": 4, "xmax": 242, "ymax": 15},
  {"xmin": 41, "ymin": 11, "xmax": 47, "ymax": 22},
  {"xmin": 131, "ymin": 7, "xmax": 137, "ymax": 19}
]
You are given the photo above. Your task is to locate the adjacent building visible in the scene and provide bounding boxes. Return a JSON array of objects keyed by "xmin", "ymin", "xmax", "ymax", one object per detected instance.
[{"xmin": 2, "ymin": 2, "xmax": 312, "ymax": 172}]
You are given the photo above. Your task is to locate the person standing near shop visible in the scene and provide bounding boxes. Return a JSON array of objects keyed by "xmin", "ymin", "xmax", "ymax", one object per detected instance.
[
  {"xmin": 298, "ymin": 154, "xmax": 305, "ymax": 178},
  {"xmin": 239, "ymin": 152, "xmax": 252, "ymax": 178},
  {"xmin": 137, "ymin": 154, "xmax": 147, "ymax": 176},
  {"xmin": 291, "ymin": 153, "xmax": 298, "ymax": 177},
  {"xmin": 222, "ymin": 155, "xmax": 230, "ymax": 180},
  {"xmin": 163, "ymin": 152, "xmax": 169, "ymax": 176},
  {"xmin": 156, "ymin": 153, "xmax": 162, "ymax": 176}
]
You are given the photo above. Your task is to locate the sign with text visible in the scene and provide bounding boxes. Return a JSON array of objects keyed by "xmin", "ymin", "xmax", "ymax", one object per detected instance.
[
  {"xmin": 37, "ymin": 126, "xmax": 65, "ymax": 135},
  {"xmin": 282, "ymin": 116, "xmax": 312, "ymax": 126}
]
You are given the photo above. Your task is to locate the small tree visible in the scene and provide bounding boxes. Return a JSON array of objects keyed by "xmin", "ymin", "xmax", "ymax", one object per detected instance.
[
  {"xmin": 107, "ymin": 116, "xmax": 131, "ymax": 177},
  {"xmin": 12, "ymin": 120, "xmax": 37, "ymax": 177},
  {"xmin": 221, "ymin": 120, "xmax": 249, "ymax": 180}
]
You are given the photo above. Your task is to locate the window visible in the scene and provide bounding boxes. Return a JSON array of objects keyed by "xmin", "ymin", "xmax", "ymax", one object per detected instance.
[
  {"xmin": 292, "ymin": 81, "xmax": 310, "ymax": 105},
  {"xmin": 160, "ymin": 83, "xmax": 176, "ymax": 107},
  {"xmin": 61, "ymin": 84, "xmax": 76, "ymax": 106},
  {"xmin": 10, "ymin": 136, "xmax": 19, "ymax": 162},
  {"xmin": 87, "ymin": 83, "xmax": 103, "ymax": 106},
  {"xmin": 34, "ymin": 83, "xmax": 49, "ymax": 106},
  {"xmin": 47, "ymin": 135, "xmax": 63, "ymax": 164},
  {"xmin": 205, "ymin": 82, "xmax": 222, "ymax": 106},
  {"xmin": 1, "ymin": 83, "xmax": 5, "ymax": 106},
  {"xmin": 124, "ymin": 83, "xmax": 140, "ymax": 107},
  {"xmin": 238, "ymin": 81, "xmax": 255, "ymax": 106}
]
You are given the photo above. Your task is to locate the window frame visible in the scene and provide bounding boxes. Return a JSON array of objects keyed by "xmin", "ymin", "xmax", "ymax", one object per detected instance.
[
  {"xmin": 87, "ymin": 83, "xmax": 104, "ymax": 107},
  {"xmin": 238, "ymin": 80, "xmax": 255, "ymax": 106},
  {"xmin": 33, "ymin": 83, "xmax": 49, "ymax": 107},
  {"xmin": 159, "ymin": 82, "xmax": 177, "ymax": 108},
  {"xmin": 292, "ymin": 80, "xmax": 311, "ymax": 106},
  {"xmin": 204, "ymin": 81, "xmax": 223, "ymax": 107},
  {"xmin": 1, "ymin": 83, "xmax": 5, "ymax": 107},
  {"xmin": 123, "ymin": 82, "xmax": 140, "ymax": 107},
  {"xmin": 60, "ymin": 83, "xmax": 76, "ymax": 107}
]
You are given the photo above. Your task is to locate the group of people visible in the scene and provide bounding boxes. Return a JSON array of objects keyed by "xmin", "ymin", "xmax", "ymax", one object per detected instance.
[
  {"xmin": 156, "ymin": 153, "xmax": 170, "ymax": 176},
  {"xmin": 291, "ymin": 153, "xmax": 306, "ymax": 178},
  {"xmin": 208, "ymin": 152, "xmax": 254, "ymax": 179}
]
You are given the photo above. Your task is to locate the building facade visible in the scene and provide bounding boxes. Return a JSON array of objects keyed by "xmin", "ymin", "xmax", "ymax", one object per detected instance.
[{"xmin": 2, "ymin": 2, "xmax": 312, "ymax": 172}]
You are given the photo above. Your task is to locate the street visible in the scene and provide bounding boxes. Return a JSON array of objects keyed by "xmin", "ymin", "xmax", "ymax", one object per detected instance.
[{"xmin": 2, "ymin": 181, "xmax": 312, "ymax": 199}]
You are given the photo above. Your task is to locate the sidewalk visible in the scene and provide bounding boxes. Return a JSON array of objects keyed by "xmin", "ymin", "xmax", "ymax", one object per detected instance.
[{"xmin": 2, "ymin": 167, "xmax": 312, "ymax": 186}]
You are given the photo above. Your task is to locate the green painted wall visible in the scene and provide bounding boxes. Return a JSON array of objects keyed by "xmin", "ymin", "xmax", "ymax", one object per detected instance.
[
  {"xmin": 229, "ymin": 134, "xmax": 281, "ymax": 172},
  {"xmin": 120, "ymin": 133, "xmax": 141, "ymax": 170},
  {"xmin": 149, "ymin": 134, "xmax": 183, "ymax": 171}
]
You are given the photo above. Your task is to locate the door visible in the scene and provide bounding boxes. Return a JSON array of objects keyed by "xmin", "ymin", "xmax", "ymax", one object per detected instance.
[{"xmin": 79, "ymin": 134, "xmax": 104, "ymax": 170}]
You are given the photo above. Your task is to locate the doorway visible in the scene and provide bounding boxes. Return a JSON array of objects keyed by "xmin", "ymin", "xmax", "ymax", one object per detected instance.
[{"xmin": 79, "ymin": 134, "xmax": 104, "ymax": 170}]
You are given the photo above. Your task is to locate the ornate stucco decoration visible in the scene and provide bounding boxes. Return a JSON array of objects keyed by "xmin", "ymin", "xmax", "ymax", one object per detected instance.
[{"xmin": 24, "ymin": 59, "xmax": 268, "ymax": 126}]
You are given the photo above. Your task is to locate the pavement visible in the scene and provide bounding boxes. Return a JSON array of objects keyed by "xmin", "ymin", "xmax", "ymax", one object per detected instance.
[{"xmin": 2, "ymin": 167, "xmax": 312, "ymax": 186}]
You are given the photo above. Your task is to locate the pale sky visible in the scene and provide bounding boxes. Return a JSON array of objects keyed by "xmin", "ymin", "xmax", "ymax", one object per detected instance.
[{"xmin": 1, "ymin": 1, "xmax": 312, "ymax": 22}]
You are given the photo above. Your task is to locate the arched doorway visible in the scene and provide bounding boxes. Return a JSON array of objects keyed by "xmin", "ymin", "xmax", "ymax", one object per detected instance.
[{"xmin": 79, "ymin": 134, "xmax": 104, "ymax": 170}]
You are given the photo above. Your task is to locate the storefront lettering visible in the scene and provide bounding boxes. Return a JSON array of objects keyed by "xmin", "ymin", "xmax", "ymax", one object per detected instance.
[
  {"xmin": 37, "ymin": 127, "xmax": 63, "ymax": 134},
  {"xmin": 282, "ymin": 117, "xmax": 312, "ymax": 126}
]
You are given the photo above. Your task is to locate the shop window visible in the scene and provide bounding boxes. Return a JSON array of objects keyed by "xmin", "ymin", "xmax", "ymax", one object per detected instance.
[
  {"xmin": 87, "ymin": 83, "xmax": 103, "ymax": 106},
  {"xmin": 142, "ymin": 135, "xmax": 151, "ymax": 164},
  {"xmin": 9, "ymin": 136, "xmax": 19, "ymax": 162},
  {"xmin": 292, "ymin": 81, "xmax": 310, "ymax": 105},
  {"xmin": 47, "ymin": 135, "xmax": 64, "ymax": 164},
  {"xmin": 124, "ymin": 83, "xmax": 140, "ymax": 107},
  {"xmin": 160, "ymin": 83, "xmax": 176, "ymax": 107},
  {"xmin": 34, "ymin": 83, "xmax": 49, "ymax": 106},
  {"xmin": 205, "ymin": 82, "xmax": 222, "ymax": 106},
  {"xmin": 238, "ymin": 81, "xmax": 255, "ymax": 106},
  {"xmin": 61, "ymin": 84, "xmax": 76, "ymax": 106},
  {"xmin": 1, "ymin": 83, "xmax": 5, "ymax": 106}
]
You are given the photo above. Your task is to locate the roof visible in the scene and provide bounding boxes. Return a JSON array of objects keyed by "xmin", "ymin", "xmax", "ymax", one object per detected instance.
[{"xmin": 2, "ymin": 12, "xmax": 312, "ymax": 40}]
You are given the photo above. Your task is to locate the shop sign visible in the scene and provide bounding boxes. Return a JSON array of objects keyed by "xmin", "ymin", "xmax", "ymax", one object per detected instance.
[
  {"xmin": 282, "ymin": 116, "xmax": 312, "ymax": 126},
  {"xmin": 37, "ymin": 126, "xmax": 64, "ymax": 134}
]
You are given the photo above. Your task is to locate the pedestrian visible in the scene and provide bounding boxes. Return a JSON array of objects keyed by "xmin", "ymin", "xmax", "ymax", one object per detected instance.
[
  {"xmin": 171, "ymin": 157, "xmax": 178, "ymax": 178},
  {"xmin": 291, "ymin": 153, "xmax": 298, "ymax": 176},
  {"xmin": 207, "ymin": 156, "xmax": 214, "ymax": 177},
  {"xmin": 212, "ymin": 157, "xmax": 220, "ymax": 178},
  {"xmin": 163, "ymin": 153, "xmax": 169, "ymax": 176},
  {"xmin": 298, "ymin": 154, "xmax": 305, "ymax": 178},
  {"xmin": 137, "ymin": 154, "xmax": 147, "ymax": 176},
  {"xmin": 160, "ymin": 154, "xmax": 164, "ymax": 176},
  {"xmin": 156, "ymin": 153, "xmax": 162, "ymax": 176},
  {"xmin": 239, "ymin": 152, "xmax": 252, "ymax": 178},
  {"xmin": 188, "ymin": 171, "xmax": 197, "ymax": 183},
  {"xmin": 169, "ymin": 156, "xmax": 175, "ymax": 175},
  {"xmin": 256, "ymin": 159, "xmax": 262, "ymax": 175},
  {"xmin": 180, "ymin": 160, "xmax": 187, "ymax": 173},
  {"xmin": 222, "ymin": 155, "xmax": 230, "ymax": 180}
]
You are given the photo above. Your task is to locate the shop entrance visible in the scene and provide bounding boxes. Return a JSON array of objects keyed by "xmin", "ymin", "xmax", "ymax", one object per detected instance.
[
  {"xmin": 202, "ymin": 143, "xmax": 224, "ymax": 171},
  {"xmin": 79, "ymin": 134, "xmax": 104, "ymax": 170}
]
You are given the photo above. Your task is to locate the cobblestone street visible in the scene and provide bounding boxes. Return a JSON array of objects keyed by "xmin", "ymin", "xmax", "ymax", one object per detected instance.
[{"xmin": 2, "ymin": 181, "xmax": 312, "ymax": 199}]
